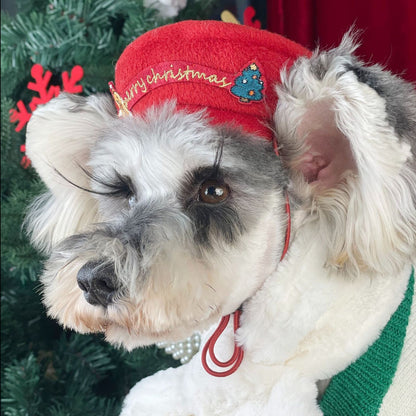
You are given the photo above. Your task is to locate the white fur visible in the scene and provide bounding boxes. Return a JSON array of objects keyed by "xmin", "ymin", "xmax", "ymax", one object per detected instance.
[
  {"xmin": 25, "ymin": 37, "xmax": 416, "ymax": 416},
  {"xmin": 275, "ymin": 43, "xmax": 416, "ymax": 275},
  {"xmin": 120, "ymin": 39, "xmax": 416, "ymax": 415},
  {"xmin": 120, "ymin": 237, "xmax": 412, "ymax": 415},
  {"xmin": 25, "ymin": 94, "xmax": 111, "ymax": 252}
]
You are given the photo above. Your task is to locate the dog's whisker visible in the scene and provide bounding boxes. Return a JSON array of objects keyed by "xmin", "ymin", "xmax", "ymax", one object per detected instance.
[
  {"xmin": 61, "ymin": 256, "xmax": 80, "ymax": 270},
  {"xmin": 205, "ymin": 283, "xmax": 216, "ymax": 293}
]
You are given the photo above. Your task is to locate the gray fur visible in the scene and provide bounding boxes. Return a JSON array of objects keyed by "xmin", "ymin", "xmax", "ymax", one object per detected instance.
[
  {"xmin": 350, "ymin": 64, "xmax": 416, "ymax": 157},
  {"xmin": 180, "ymin": 129, "xmax": 288, "ymax": 248},
  {"xmin": 60, "ymin": 92, "xmax": 117, "ymax": 117},
  {"xmin": 307, "ymin": 33, "xmax": 416, "ymax": 159},
  {"xmin": 52, "ymin": 125, "xmax": 288, "ymax": 291}
]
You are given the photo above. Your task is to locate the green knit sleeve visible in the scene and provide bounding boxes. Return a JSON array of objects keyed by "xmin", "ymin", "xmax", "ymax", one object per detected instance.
[{"xmin": 319, "ymin": 269, "xmax": 414, "ymax": 416}]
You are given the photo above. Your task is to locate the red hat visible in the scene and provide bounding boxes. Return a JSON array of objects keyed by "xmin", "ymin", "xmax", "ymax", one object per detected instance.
[{"xmin": 109, "ymin": 20, "xmax": 310, "ymax": 140}]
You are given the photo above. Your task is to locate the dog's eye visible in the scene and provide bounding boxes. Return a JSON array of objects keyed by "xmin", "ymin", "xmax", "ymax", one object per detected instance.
[{"xmin": 198, "ymin": 180, "xmax": 230, "ymax": 204}]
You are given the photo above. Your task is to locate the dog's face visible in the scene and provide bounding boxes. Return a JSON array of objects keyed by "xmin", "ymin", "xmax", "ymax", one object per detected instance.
[
  {"xmin": 26, "ymin": 99, "xmax": 288, "ymax": 347},
  {"xmin": 25, "ymin": 37, "xmax": 416, "ymax": 349}
]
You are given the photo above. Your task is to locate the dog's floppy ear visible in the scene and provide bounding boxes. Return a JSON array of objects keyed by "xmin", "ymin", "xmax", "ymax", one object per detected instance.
[
  {"xmin": 26, "ymin": 93, "xmax": 116, "ymax": 191},
  {"xmin": 25, "ymin": 93, "xmax": 117, "ymax": 253},
  {"xmin": 275, "ymin": 34, "xmax": 416, "ymax": 275}
]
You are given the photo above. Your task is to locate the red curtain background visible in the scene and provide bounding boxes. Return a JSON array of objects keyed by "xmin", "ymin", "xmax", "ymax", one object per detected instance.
[{"xmin": 267, "ymin": 0, "xmax": 416, "ymax": 83}]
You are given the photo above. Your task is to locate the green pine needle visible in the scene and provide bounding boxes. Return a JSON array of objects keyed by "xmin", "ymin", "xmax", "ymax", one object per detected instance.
[{"xmin": 1, "ymin": 354, "xmax": 42, "ymax": 416}]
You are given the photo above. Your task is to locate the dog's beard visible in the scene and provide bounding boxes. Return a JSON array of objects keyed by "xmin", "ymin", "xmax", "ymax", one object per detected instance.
[{"xmin": 40, "ymin": 203, "xmax": 283, "ymax": 349}]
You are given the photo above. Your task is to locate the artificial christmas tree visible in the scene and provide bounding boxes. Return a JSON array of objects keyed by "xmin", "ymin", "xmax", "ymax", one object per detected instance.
[{"xmin": 1, "ymin": 1, "xmax": 217, "ymax": 414}]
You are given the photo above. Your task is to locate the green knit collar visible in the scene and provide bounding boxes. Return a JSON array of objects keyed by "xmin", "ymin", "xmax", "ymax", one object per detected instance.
[{"xmin": 319, "ymin": 268, "xmax": 414, "ymax": 416}]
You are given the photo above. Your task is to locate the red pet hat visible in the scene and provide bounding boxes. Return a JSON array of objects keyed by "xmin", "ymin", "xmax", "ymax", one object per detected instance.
[{"xmin": 109, "ymin": 20, "xmax": 310, "ymax": 140}]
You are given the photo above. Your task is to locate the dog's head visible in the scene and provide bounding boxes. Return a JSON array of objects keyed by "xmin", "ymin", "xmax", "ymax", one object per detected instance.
[{"xmin": 25, "ymin": 22, "xmax": 416, "ymax": 349}]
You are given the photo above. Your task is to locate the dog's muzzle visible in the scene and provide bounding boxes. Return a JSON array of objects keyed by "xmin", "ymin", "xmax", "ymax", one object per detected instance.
[{"xmin": 77, "ymin": 260, "xmax": 119, "ymax": 307}]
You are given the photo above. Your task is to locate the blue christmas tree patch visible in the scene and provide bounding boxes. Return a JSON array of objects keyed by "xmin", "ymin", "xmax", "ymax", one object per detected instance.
[{"xmin": 231, "ymin": 63, "xmax": 264, "ymax": 103}]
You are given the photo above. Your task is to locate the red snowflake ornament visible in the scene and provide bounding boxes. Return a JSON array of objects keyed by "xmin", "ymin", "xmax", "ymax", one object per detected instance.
[
  {"xmin": 61, "ymin": 65, "xmax": 84, "ymax": 94},
  {"xmin": 20, "ymin": 145, "xmax": 31, "ymax": 169},
  {"xmin": 9, "ymin": 63, "xmax": 84, "ymax": 168},
  {"xmin": 243, "ymin": 6, "xmax": 261, "ymax": 29}
]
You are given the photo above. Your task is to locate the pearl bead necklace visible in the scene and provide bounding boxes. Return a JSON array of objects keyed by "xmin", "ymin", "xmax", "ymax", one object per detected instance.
[{"xmin": 156, "ymin": 333, "xmax": 201, "ymax": 364}]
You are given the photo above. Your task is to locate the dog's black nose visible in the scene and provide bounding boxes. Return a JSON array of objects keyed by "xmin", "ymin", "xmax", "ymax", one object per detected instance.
[{"xmin": 77, "ymin": 261, "xmax": 118, "ymax": 307}]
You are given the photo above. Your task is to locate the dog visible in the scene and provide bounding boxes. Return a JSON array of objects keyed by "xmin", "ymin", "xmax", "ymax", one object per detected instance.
[{"xmin": 25, "ymin": 21, "xmax": 416, "ymax": 415}]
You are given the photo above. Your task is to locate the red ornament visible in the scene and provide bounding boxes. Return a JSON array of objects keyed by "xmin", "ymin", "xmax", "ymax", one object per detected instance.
[
  {"xmin": 9, "ymin": 102, "xmax": 31, "ymax": 133},
  {"xmin": 61, "ymin": 65, "xmax": 84, "ymax": 93},
  {"xmin": 243, "ymin": 6, "xmax": 261, "ymax": 29},
  {"xmin": 26, "ymin": 64, "xmax": 61, "ymax": 112},
  {"xmin": 9, "ymin": 63, "xmax": 84, "ymax": 168},
  {"xmin": 19, "ymin": 144, "xmax": 31, "ymax": 168}
]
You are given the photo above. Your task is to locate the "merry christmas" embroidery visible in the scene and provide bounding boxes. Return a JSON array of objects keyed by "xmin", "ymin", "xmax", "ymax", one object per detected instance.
[{"xmin": 109, "ymin": 60, "xmax": 266, "ymax": 116}]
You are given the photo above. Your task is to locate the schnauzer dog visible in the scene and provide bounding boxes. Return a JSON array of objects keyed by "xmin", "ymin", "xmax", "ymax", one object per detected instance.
[{"xmin": 25, "ymin": 21, "xmax": 415, "ymax": 416}]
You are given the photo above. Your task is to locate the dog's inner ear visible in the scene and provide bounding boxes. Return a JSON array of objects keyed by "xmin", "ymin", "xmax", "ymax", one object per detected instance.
[{"xmin": 294, "ymin": 99, "xmax": 357, "ymax": 189}]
